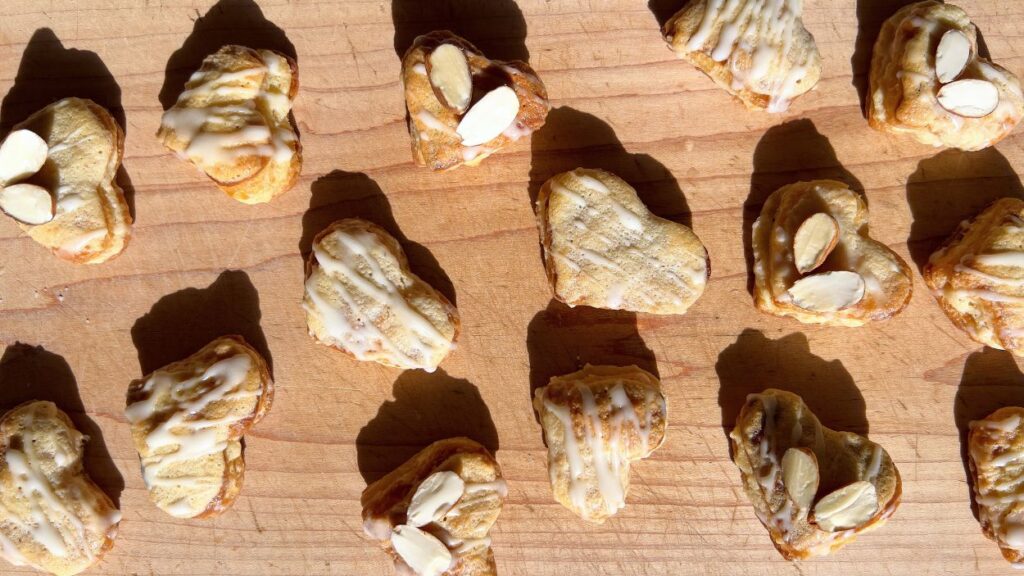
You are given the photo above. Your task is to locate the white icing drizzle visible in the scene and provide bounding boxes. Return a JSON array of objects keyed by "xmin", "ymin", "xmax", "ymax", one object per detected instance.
[
  {"xmin": 58, "ymin": 229, "xmax": 109, "ymax": 259},
  {"xmin": 970, "ymin": 411, "xmax": 1024, "ymax": 557},
  {"xmin": 415, "ymin": 110, "xmax": 458, "ymax": 137}
]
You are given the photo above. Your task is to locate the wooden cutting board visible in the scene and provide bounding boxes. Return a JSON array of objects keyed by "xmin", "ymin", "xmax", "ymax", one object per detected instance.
[{"xmin": 0, "ymin": 0, "xmax": 1022, "ymax": 574}]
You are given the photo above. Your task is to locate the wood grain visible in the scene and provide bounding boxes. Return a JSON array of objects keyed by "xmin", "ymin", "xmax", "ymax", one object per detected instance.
[{"xmin": 0, "ymin": 0, "xmax": 1023, "ymax": 574}]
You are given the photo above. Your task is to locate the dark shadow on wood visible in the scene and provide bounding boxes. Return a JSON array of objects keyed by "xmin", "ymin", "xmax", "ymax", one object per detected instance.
[
  {"xmin": 391, "ymin": 0, "xmax": 529, "ymax": 62},
  {"xmin": 647, "ymin": 0, "xmax": 683, "ymax": 28},
  {"xmin": 116, "ymin": 166, "xmax": 136, "ymax": 224},
  {"xmin": 851, "ymin": 0, "xmax": 918, "ymax": 115},
  {"xmin": 0, "ymin": 344, "xmax": 124, "ymax": 507}
]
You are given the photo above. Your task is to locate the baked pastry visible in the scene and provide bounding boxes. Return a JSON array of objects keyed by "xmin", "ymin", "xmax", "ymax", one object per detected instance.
[
  {"xmin": 303, "ymin": 218, "xmax": 459, "ymax": 372},
  {"xmin": 158, "ymin": 45, "xmax": 300, "ymax": 204},
  {"xmin": 536, "ymin": 168, "xmax": 709, "ymax": 314},
  {"xmin": 968, "ymin": 407, "xmax": 1024, "ymax": 566},
  {"xmin": 0, "ymin": 401, "xmax": 120, "ymax": 576},
  {"xmin": 124, "ymin": 335, "xmax": 273, "ymax": 519},
  {"xmin": 731, "ymin": 389, "xmax": 901, "ymax": 559},
  {"xmin": 532, "ymin": 365, "xmax": 667, "ymax": 523},
  {"xmin": 662, "ymin": 0, "xmax": 821, "ymax": 112},
  {"xmin": 401, "ymin": 31, "xmax": 549, "ymax": 171},
  {"xmin": 868, "ymin": 1, "xmax": 1024, "ymax": 151},
  {"xmin": 362, "ymin": 438, "xmax": 506, "ymax": 576},
  {"xmin": 924, "ymin": 198, "xmax": 1024, "ymax": 355},
  {"xmin": 752, "ymin": 180, "xmax": 913, "ymax": 326},
  {"xmin": 0, "ymin": 98, "xmax": 131, "ymax": 263}
]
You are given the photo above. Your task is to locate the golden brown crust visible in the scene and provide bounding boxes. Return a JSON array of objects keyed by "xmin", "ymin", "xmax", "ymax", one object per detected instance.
[{"xmin": 968, "ymin": 407, "xmax": 1024, "ymax": 566}]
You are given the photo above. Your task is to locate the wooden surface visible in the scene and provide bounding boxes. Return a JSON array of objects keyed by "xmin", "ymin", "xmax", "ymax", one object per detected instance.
[{"xmin": 1, "ymin": 0, "xmax": 1023, "ymax": 574}]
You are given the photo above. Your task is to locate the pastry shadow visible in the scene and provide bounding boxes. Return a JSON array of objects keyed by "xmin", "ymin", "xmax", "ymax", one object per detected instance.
[
  {"xmin": 356, "ymin": 369, "xmax": 499, "ymax": 484},
  {"xmin": 158, "ymin": 0, "xmax": 296, "ymax": 110},
  {"xmin": 905, "ymin": 148, "xmax": 1024, "ymax": 273},
  {"xmin": 130, "ymin": 269, "xmax": 273, "ymax": 377},
  {"xmin": 647, "ymin": 0, "xmax": 682, "ymax": 28},
  {"xmin": 0, "ymin": 344, "xmax": 124, "ymax": 507},
  {"xmin": 851, "ymin": 0, "xmax": 918, "ymax": 115},
  {"xmin": 302, "ymin": 170, "xmax": 457, "ymax": 306},
  {"xmin": 391, "ymin": 0, "xmax": 529, "ymax": 62}
]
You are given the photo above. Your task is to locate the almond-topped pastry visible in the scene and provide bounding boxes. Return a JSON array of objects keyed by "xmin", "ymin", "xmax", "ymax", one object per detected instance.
[
  {"xmin": 401, "ymin": 31, "xmax": 549, "ymax": 171},
  {"xmin": 662, "ymin": 0, "xmax": 821, "ymax": 112},
  {"xmin": 362, "ymin": 438, "xmax": 506, "ymax": 576},
  {"xmin": 158, "ymin": 45, "xmax": 300, "ymax": 204},
  {"xmin": 303, "ymin": 219, "xmax": 460, "ymax": 372},
  {"xmin": 536, "ymin": 168, "xmax": 709, "ymax": 314},
  {"xmin": 925, "ymin": 198, "xmax": 1024, "ymax": 355},
  {"xmin": 732, "ymin": 390, "xmax": 901, "ymax": 559},
  {"xmin": 0, "ymin": 401, "xmax": 121, "ymax": 576},
  {"xmin": 752, "ymin": 180, "xmax": 913, "ymax": 326},
  {"xmin": 0, "ymin": 98, "xmax": 131, "ymax": 263},
  {"xmin": 968, "ymin": 407, "xmax": 1024, "ymax": 566},
  {"xmin": 533, "ymin": 365, "xmax": 667, "ymax": 523},
  {"xmin": 124, "ymin": 336, "xmax": 273, "ymax": 519},
  {"xmin": 868, "ymin": 1, "xmax": 1024, "ymax": 151}
]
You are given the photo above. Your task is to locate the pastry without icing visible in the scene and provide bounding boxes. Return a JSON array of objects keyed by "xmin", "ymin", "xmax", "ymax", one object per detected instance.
[
  {"xmin": 732, "ymin": 390, "xmax": 901, "ymax": 560},
  {"xmin": 0, "ymin": 98, "xmax": 131, "ymax": 263},
  {"xmin": 303, "ymin": 218, "xmax": 460, "ymax": 372},
  {"xmin": 868, "ymin": 1, "xmax": 1024, "ymax": 151},
  {"xmin": 0, "ymin": 401, "xmax": 121, "ymax": 576},
  {"xmin": 536, "ymin": 168, "xmax": 709, "ymax": 314},
  {"xmin": 158, "ymin": 45, "xmax": 301, "ymax": 204},
  {"xmin": 752, "ymin": 180, "xmax": 913, "ymax": 326},
  {"xmin": 924, "ymin": 198, "xmax": 1024, "ymax": 355},
  {"xmin": 662, "ymin": 0, "xmax": 821, "ymax": 112},
  {"xmin": 361, "ymin": 438, "xmax": 506, "ymax": 576},
  {"xmin": 402, "ymin": 31, "xmax": 549, "ymax": 171},
  {"xmin": 533, "ymin": 365, "xmax": 667, "ymax": 523},
  {"xmin": 124, "ymin": 335, "xmax": 273, "ymax": 519},
  {"xmin": 968, "ymin": 407, "xmax": 1024, "ymax": 566}
]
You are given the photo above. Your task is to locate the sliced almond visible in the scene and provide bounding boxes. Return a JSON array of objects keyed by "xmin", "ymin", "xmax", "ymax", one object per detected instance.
[
  {"xmin": 407, "ymin": 471, "xmax": 465, "ymax": 527},
  {"xmin": 793, "ymin": 213, "xmax": 839, "ymax": 274},
  {"xmin": 937, "ymin": 79, "xmax": 999, "ymax": 118},
  {"xmin": 811, "ymin": 481, "xmax": 878, "ymax": 531},
  {"xmin": 935, "ymin": 29, "xmax": 972, "ymax": 83},
  {"xmin": 456, "ymin": 86, "xmax": 520, "ymax": 147},
  {"xmin": 781, "ymin": 447, "xmax": 819, "ymax": 510},
  {"xmin": 0, "ymin": 130, "xmax": 48, "ymax": 185},
  {"xmin": 427, "ymin": 44, "xmax": 473, "ymax": 114},
  {"xmin": 0, "ymin": 183, "xmax": 54, "ymax": 225},
  {"xmin": 788, "ymin": 271, "xmax": 866, "ymax": 312},
  {"xmin": 391, "ymin": 524, "xmax": 453, "ymax": 576}
]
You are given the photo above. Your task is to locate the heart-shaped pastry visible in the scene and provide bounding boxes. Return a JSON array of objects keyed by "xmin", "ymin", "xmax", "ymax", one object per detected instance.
[
  {"xmin": 968, "ymin": 407, "xmax": 1024, "ymax": 566},
  {"xmin": 0, "ymin": 401, "xmax": 121, "ymax": 576},
  {"xmin": 752, "ymin": 180, "xmax": 913, "ymax": 326},
  {"xmin": 536, "ymin": 168, "xmax": 708, "ymax": 314}
]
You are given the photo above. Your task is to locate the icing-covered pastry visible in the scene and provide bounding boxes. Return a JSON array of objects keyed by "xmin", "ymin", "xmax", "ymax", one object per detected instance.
[
  {"xmin": 0, "ymin": 98, "xmax": 131, "ymax": 263},
  {"xmin": 402, "ymin": 31, "xmax": 549, "ymax": 171},
  {"xmin": 124, "ymin": 336, "xmax": 273, "ymax": 519},
  {"xmin": 732, "ymin": 390, "xmax": 901, "ymax": 559},
  {"xmin": 752, "ymin": 180, "xmax": 913, "ymax": 326},
  {"xmin": 968, "ymin": 407, "xmax": 1024, "ymax": 566},
  {"xmin": 536, "ymin": 168, "xmax": 709, "ymax": 314},
  {"xmin": 532, "ymin": 365, "xmax": 667, "ymax": 523},
  {"xmin": 868, "ymin": 1, "xmax": 1024, "ymax": 151},
  {"xmin": 924, "ymin": 198, "xmax": 1024, "ymax": 355},
  {"xmin": 0, "ymin": 401, "xmax": 120, "ymax": 576},
  {"xmin": 361, "ymin": 438, "xmax": 506, "ymax": 576},
  {"xmin": 303, "ymin": 219, "xmax": 459, "ymax": 372},
  {"xmin": 158, "ymin": 45, "xmax": 300, "ymax": 204},
  {"xmin": 662, "ymin": 0, "xmax": 821, "ymax": 112}
]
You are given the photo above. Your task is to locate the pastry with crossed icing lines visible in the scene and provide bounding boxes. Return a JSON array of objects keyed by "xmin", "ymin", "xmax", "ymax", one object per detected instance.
[{"xmin": 968, "ymin": 407, "xmax": 1024, "ymax": 566}]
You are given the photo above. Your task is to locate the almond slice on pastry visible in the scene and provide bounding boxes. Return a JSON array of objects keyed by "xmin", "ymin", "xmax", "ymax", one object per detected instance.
[
  {"xmin": 968, "ymin": 407, "xmax": 1024, "ymax": 566},
  {"xmin": 158, "ymin": 45, "xmax": 300, "ymax": 204},
  {"xmin": 124, "ymin": 336, "xmax": 273, "ymax": 519},
  {"xmin": 533, "ymin": 365, "xmax": 667, "ymax": 523},
  {"xmin": 0, "ymin": 401, "xmax": 121, "ymax": 576},
  {"xmin": 361, "ymin": 438, "xmax": 506, "ymax": 576},
  {"xmin": 731, "ymin": 389, "xmax": 901, "ymax": 559},
  {"xmin": 536, "ymin": 168, "xmax": 709, "ymax": 314},
  {"xmin": 302, "ymin": 218, "xmax": 460, "ymax": 372}
]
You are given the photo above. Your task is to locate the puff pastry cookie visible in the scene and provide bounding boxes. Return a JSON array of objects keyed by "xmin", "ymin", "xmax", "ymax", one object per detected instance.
[
  {"xmin": 752, "ymin": 180, "xmax": 913, "ymax": 326},
  {"xmin": 732, "ymin": 390, "xmax": 901, "ymax": 559},
  {"xmin": 968, "ymin": 407, "xmax": 1024, "ymax": 566},
  {"xmin": 0, "ymin": 401, "xmax": 120, "ymax": 576},
  {"xmin": 533, "ymin": 365, "xmax": 667, "ymax": 523},
  {"xmin": 0, "ymin": 98, "xmax": 131, "ymax": 263},
  {"xmin": 362, "ymin": 438, "xmax": 506, "ymax": 576},
  {"xmin": 402, "ymin": 31, "xmax": 549, "ymax": 171},
  {"xmin": 159, "ymin": 45, "xmax": 301, "ymax": 204},
  {"xmin": 868, "ymin": 1, "xmax": 1024, "ymax": 151},
  {"xmin": 924, "ymin": 198, "xmax": 1024, "ymax": 355},
  {"xmin": 125, "ymin": 335, "xmax": 273, "ymax": 519},
  {"xmin": 662, "ymin": 0, "xmax": 821, "ymax": 112},
  {"xmin": 536, "ymin": 168, "xmax": 709, "ymax": 314},
  {"xmin": 303, "ymin": 219, "xmax": 460, "ymax": 372}
]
